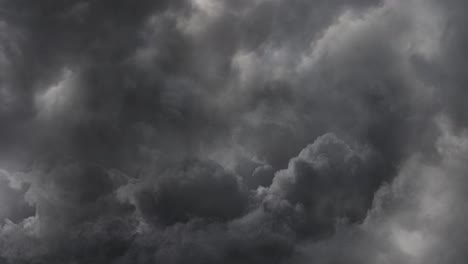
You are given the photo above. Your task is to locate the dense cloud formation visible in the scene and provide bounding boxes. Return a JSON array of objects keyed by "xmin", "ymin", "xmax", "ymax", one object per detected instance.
[
  {"xmin": 133, "ymin": 159, "xmax": 249, "ymax": 225},
  {"xmin": 0, "ymin": 0, "xmax": 468, "ymax": 263}
]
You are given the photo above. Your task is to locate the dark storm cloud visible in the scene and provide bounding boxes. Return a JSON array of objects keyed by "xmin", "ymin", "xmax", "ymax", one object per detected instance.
[
  {"xmin": 258, "ymin": 133, "xmax": 377, "ymax": 237},
  {"xmin": 0, "ymin": 170, "xmax": 34, "ymax": 223},
  {"xmin": 291, "ymin": 118, "xmax": 468, "ymax": 264},
  {"xmin": 0, "ymin": 0, "xmax": 384, "ymax": 170},
  {"xmin": 132, "ymin": 159, "xmax": 249, "ymax": 225},
  {"xmin": 1, "ymin": 0, "xmax": 468, "ymax": 263}
]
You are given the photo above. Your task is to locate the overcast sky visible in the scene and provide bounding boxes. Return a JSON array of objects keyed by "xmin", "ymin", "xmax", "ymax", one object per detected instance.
[{"xmin": 0, "ymin": 0, "xmax": 467, "ymax": 263}]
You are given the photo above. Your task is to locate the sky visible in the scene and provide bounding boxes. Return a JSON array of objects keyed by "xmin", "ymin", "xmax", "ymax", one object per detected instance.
[{"xmin": 0, "ymin": 0, "xmax": 468, "ymax": 263}]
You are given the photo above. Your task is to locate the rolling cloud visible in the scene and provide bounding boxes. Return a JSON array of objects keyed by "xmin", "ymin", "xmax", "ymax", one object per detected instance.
[{"xmin": 0, "ymin": 0, "xmax": 467, "ymax": 263}]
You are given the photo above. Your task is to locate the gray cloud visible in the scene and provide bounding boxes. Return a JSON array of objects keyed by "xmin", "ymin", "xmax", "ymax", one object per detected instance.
[
  {"xmin": 132, "ymin": 159, "xmax": 249, "ymax": 226},
  {"xmin": 293, "ymin": 117, "xmax": 468, "ymax": 264},
  {"xmin": 258, "ymin": 133, "xmax": 376, "ymax": 238},
  {"xmin": 0, "ymin": 0, "xmax": 467, "ymax": 263}
]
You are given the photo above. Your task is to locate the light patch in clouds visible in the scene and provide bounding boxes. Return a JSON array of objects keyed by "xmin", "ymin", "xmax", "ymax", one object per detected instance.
[
  {"xmin": 177, "ymin": 0, "xmax": 225, "ymax": 35},
  {"xmin": 35, "ymin": 68, "xmax": 76, "ymax": 120},
  {"xmin": 392, "ymin": 228, "xmax": 429, "ymax": 258},
  {"xmin": 192, "ymin": 0, "xmax": 223, "ymax": 16}
]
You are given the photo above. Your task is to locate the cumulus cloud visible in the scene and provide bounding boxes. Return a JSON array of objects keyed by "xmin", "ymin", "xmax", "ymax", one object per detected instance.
[
  {"xmin": 257, "ymin": 133, "xmax": 376, "ymax": 237},
  {"xmin": 0, "ymin": 0, "xmax": 467, "ymax": 263},
  {"xmin": 131, "ymin": 159, "xmax": 249, "ymax": 225},
  {"xmin": 293, "ymin": 116, "xmax": 468, "ymax": 264}
]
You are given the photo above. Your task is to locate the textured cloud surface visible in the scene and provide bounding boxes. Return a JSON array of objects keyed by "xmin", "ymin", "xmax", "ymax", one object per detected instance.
[{"xmin": 0, "ymin": 0, "xmax": 467, "ymax": 263}]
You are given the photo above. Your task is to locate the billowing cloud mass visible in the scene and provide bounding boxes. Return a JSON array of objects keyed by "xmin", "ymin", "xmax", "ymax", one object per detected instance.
[{"xmin": 0, "ymin": 0, "xmax": 467, "ymax": 263}]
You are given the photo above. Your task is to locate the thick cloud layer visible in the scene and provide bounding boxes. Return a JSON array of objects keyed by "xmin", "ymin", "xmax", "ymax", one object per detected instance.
[{"xmin": 0, "ymin": 0, "xmax": 467, "ymax": 263}]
